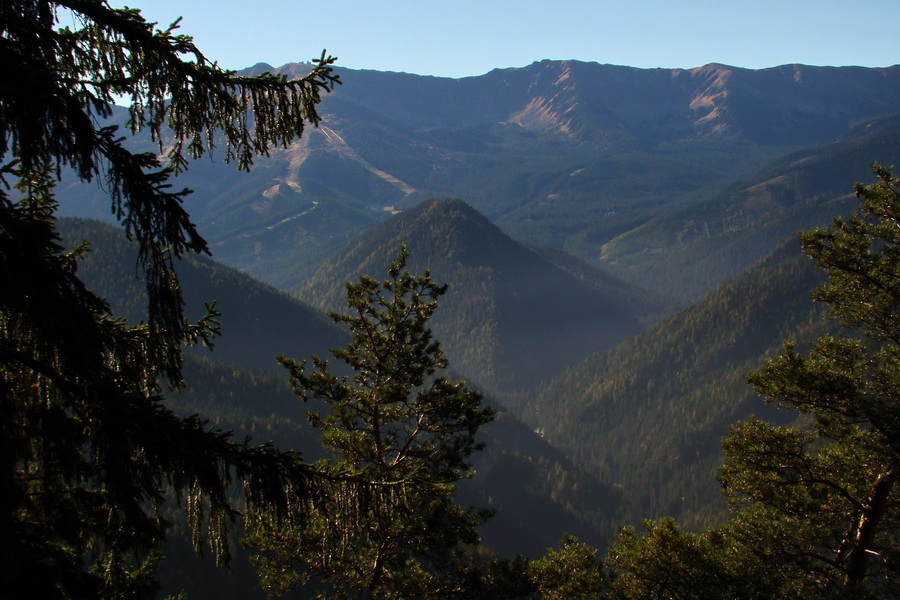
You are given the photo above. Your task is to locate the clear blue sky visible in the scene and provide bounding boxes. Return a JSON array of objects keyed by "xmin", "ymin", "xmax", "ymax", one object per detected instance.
[{"xmin": 121, "ymin": 0, "xmax": 899, "ymax": 78}]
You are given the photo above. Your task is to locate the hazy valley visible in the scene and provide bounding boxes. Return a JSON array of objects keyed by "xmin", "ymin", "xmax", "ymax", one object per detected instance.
[{"xmin": 56, "ymin": 58, "xmax": 900, "ymax": 596}]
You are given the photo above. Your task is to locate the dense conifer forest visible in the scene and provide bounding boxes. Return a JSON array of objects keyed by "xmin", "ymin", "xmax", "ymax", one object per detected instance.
[{"xmin": 6, "ymin": 1, "xmax": 900, "ymax": 598}]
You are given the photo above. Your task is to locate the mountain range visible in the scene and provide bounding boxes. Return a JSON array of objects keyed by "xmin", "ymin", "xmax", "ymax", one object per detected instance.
[
  {"xmin": 56, "ymin": 58, "xmax": 900, "ymax": 566},
  {"xmin": 59, "ymin": 60, "xmax": 900, "ymax": 300}
]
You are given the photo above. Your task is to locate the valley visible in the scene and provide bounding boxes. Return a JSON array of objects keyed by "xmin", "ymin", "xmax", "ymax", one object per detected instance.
[{"xmin": 53, "ymin": 58, "xmax": 900, "ymax": 595}]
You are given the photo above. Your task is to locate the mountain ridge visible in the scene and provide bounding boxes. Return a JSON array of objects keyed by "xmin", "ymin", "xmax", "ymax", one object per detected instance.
[
  {"xmin": 264, "ymin": 59, "xmax": 900, "ymax": 145},
  {"xmin": 58, "ymin": 61, "xmax": 900, "ymax": 301},
  {"xmin": 296, "ymin": 197, "xmax": 644, "ymax": 401},
  {"xmin": 598, "ymin": 111, "xmax": 900, "ymax": 304}
]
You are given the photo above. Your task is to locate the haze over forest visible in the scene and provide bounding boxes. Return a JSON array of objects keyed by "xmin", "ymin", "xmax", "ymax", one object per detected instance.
[{"xmin": 41, "ymin": 51, "xmax": 900, "ymax": 597}]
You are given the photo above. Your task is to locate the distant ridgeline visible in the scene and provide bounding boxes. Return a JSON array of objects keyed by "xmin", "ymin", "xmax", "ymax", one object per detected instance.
[
  {"xmin": 57, "ymin": 61, "xmax": 900, "ymax": 306},
  {"xmin": 53, "ymin": 58, "xmax": 900, "ymax": 587}
]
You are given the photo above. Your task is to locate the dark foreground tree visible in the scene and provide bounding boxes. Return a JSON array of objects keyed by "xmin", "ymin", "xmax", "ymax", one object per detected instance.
[
  {"xmin": 607, "ymin": 165, "xmax": 900, "ymax": 599},
  {"xmin": 0, "ymin": 2, "xmax": 346, "ymax": 598},
  {"xmin": 248, "ymin": 247, "xmax": 496, "ymax": 599}
]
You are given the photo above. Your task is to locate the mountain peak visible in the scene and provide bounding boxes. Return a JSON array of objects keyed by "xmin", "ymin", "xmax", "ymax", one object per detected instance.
[{"xmin": 297, "ymin": 199, "xmax": 642, "ymax": 396}]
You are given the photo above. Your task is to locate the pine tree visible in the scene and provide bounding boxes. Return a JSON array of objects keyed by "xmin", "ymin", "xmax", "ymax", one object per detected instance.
[
  {"xmin": 528, "ymin": 535, "xmax": 606, "ymax": 600},
  {"xmin": 249, "ymin": 247, "xmax": 496, "ymax": 599},
  {"xmin": 606, "ymin": 165, "xmax": 900, "ymax": 599},
  {"xmin": 724, "ymin": 164, "xmax": 900, "ymax": 597},
  {"xmin": 0, "ymin": 2, "xmax": 346, "ymax": 598}
]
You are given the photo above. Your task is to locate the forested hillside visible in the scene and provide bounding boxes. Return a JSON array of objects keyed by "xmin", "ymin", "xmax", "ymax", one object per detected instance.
[
  {"xmin": 58, "ymin": 218, "xmax": 347, "ymax": 371},
  {"xmin": 61, "ymin": 169, "xmax": 887, "ymax": 553},
  {"xmin": 296, "ymin": 197, "xmax": 644, "ymax": 400},
  {"xmin": 59, "ymin": 219, "xmax": 616, "ymax": 562},
  {"xmin": 530, "ymin": 238, "xmax": 836, "ymax": 530},
  {"xmin": 602, "ymin": 112, "xmax": 900, "ymax": 304}
]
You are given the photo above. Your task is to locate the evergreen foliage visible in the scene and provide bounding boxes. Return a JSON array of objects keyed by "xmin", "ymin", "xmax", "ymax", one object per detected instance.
[
  {"xmin": 533, "ymin": 238, "xmax": 830, "ymax": 533},
  {"xmin": 527, "ymin": 535, "xmax": 606, "ymax": 599},
  {"xmin": 607, "ymin": 165, "xmax": 900, "ymax": 598},
  {"xmin": 606, "ymin": 517, "xmax": 795, "ymax": 599},
  {"xmin": 249, "ymin": 247, "xmax": 496, "ymax": 598},
  {"xmin": 59, "ymin": 216, "xmax": 615, "ymax": 568},
  {"xmin": 0, "ymin": 2, "xmax": 345, "ymax": 597}
]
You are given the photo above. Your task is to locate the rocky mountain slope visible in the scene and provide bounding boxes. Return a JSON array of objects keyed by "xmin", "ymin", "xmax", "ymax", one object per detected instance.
[{"xmin": 58, "ymin": 61, "xmax": 900, "ymax": 297}]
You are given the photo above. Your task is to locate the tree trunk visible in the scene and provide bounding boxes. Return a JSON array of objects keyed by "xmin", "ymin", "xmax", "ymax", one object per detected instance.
[{"xmin": 843, "ymin": 468, "xmax": 898, "ymax": 590}]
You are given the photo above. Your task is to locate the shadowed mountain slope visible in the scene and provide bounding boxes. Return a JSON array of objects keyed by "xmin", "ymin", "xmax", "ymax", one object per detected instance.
[
  {"xmin": 296, "ymin": 197, "xmax": 644, "ymax": 401},
  {"xmin": 58, "ymin": 218, "xmax": 347, "ymax": 371},
  {"xmin": 530, "ymin": 238, "xmax": 836, "ymax": 531},
  {"xmin": 58, "ymin": 218, "xmax": 618, "ymax": 569}
]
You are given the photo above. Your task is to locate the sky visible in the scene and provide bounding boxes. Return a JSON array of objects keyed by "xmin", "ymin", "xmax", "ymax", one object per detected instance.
[{"xmin": 119, "ymin": 0, "xmax": 899, "ymax": 78}]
